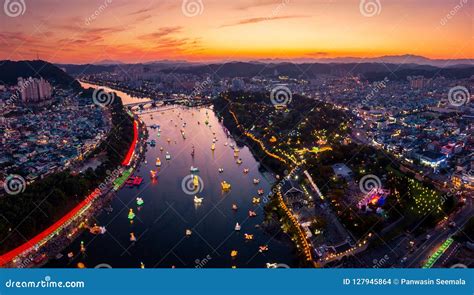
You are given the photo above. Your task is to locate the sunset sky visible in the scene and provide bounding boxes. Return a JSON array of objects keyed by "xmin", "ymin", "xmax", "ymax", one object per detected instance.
[{"xmin": 0, "ymin": 0, "xmax": 472, "ymax": 64}]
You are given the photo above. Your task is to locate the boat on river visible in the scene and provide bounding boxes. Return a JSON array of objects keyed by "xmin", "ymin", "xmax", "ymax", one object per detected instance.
[
  {"xmin": 234, "ymin": 223, "xmax": 241, "ymax": 231},
  {"xmin": 259, "ymin": 245, "xmax": 269, "ymax": 253},
  {"xmin": 193, "ymin": 175, "xmax": 200, "ymax": 188},
  {"xmin": 221, "ymin": 181, "xmax": 231, "ymax": 191},
  {"xmin": 128, "ymin": 209, "xmax": 136, "ymax": 220},
  {"xmin": 89, "ymin": 225, "xmax": 106, "ymax": 235}
]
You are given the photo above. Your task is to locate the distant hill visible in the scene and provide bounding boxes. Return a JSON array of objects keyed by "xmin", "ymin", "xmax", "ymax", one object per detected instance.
[
  {"xmin": 58, "ymin": 61, "xmax": 198, "ymax": 77},
  {"xmin": 160, "ymin": 61, "xmax": 474, "ymax": 81},
  {"xmin": 159, "ymin": 62, "xmax": 418, "ymax": 78},
  {"xmin": 93, "ymin": 59, "xmax": 124, "ymax": 65},
  {"xmin": 254, "ymin": 55, "xmax": 474, "ymax": 67},
  {"xmin": 57, "ymin": 63, "xmax": 118, "ymax": 76},
  {"xmin": 0, "ymin": 60, "xmax": 80, "ymax": 89}
]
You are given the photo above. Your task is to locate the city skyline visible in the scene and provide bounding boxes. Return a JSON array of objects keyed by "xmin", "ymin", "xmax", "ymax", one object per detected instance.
[{"xmin": 0, "ymin": 0, "xmax": 472, "ymax": 64}]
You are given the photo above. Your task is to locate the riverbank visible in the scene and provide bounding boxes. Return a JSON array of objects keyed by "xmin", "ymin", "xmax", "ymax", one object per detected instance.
[
  {"xmin": 80, "ymin": 79, "xmax": 152, "ymax": 99},
  {"xmin": 0, "ymin": 104, "xmax": 146, "ymax": 268},
  {"xmin": 213, "ymin": 96, "xmax": 315, "ymax": 267},
  {"xmin": 44, "ymin": 105, "xmax": 297, "ymax": 268}
]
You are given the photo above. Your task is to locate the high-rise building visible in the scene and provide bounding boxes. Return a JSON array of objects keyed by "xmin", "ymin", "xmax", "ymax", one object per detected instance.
[
  {"xmin": 408, "ymin": 75, "xmax": 431, "ymax": 89},
  {"xmin": 18, "ymin": 77, "xmax": 52, "ymax": 103}
]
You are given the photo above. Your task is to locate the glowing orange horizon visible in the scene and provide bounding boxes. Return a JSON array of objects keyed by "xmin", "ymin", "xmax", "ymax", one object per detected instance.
[{"xmin": 0, "ymin": 0, "xmax": 471, "ymax": 64}]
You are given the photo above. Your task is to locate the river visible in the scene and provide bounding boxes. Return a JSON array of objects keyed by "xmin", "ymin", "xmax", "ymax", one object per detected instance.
[{"xmin": 45, "ymin": 82, "xmax": 296, "ymax": 268}]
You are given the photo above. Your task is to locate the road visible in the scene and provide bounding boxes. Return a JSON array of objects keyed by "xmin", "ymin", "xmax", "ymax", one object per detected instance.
[{"xmin": 402, "ymin": 196, "xmax": 472, "ymax": 268}]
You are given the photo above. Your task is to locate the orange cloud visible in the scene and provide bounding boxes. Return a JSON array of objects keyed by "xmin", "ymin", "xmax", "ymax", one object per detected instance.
[{"xmin": 220, "ymin": 15, "xmax": 309, "ymax": 28}]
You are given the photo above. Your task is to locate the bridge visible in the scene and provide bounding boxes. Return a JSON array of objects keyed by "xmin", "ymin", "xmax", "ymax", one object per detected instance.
[
  {"xmin": 136, "ymin": 105, "xmax": 183, "ymax": 114},
  {"xmin": 125, "ymin": 98, "xmax": 183, "ymax": 109}
]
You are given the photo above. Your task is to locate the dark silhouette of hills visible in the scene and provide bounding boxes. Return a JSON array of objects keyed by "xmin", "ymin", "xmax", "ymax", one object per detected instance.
[
  {"xmin": 0, "ymin": 60, "xmax": 80, "ymax": 89},
  {"xmin": 57, "ymin": 63, "xmax": 117, "ymax": 76},
  {"xmin": 160, "ymin": 61, "xmax": 474, "ymax": 81},
  {"xmin": 57, "ymin": 61, "xmax": 199, "ymax": 76},
  {"xmin": 254, "ymin": 54, "xmax": 473, "ymax": 67}
]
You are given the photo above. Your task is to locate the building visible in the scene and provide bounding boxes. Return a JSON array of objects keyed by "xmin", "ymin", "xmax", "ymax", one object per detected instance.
[
  {"xmin": 18, "ymin": 77, "xmax": 52, "ymax": 103},
  {"xmin": 419, "ymin": 151, "xmax": 447, "ymax": 170},
  {"xmin": 408, "ymin": 75, "xmax": 431, "ymax": 89},
  {"xmin": 231, "ymin": 78, "xmax": 245, "ymax": 91},
  {"xmin": 452, "ymin": 166, "xmax": 474, "ymax": 190}
]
